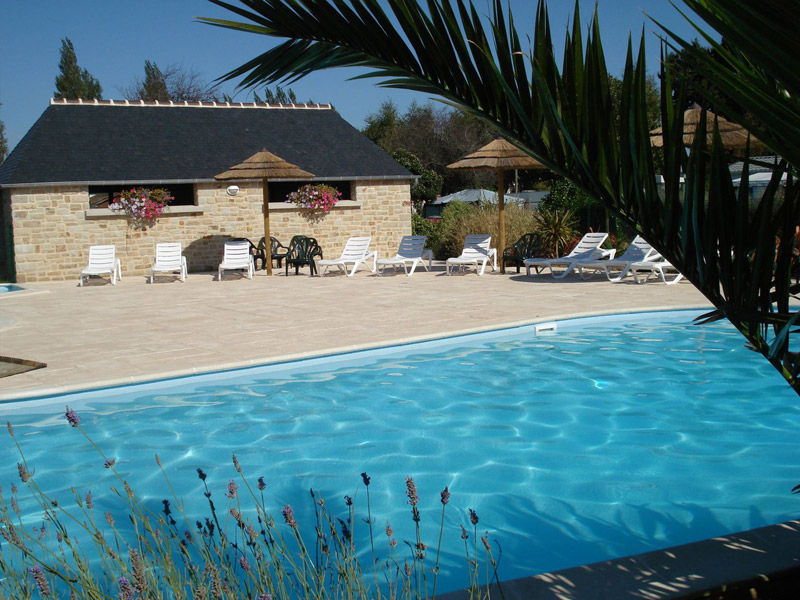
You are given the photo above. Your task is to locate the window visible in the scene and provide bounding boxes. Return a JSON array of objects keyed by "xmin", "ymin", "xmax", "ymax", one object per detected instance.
[{"xmin": 88, "ymin": 184, "xmax": 196, "ymax": 208}]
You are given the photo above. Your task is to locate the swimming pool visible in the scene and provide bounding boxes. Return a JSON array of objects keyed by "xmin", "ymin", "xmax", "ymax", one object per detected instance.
[{"xmin": 1, "ymin": 309, "xmax": 797, "ymax": 593}]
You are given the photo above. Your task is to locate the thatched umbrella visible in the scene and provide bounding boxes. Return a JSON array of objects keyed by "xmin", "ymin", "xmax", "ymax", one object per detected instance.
[
  {"xmin": 649, "ymin": 104, "xmax": 765, "ymax": 152},
  {"xmin": 215, "ymin": 149, "xmax": 313, "ymax": 276},
  {"xmin": 447, "ymin": 138, "xmax": 548, "ymax": 272}
]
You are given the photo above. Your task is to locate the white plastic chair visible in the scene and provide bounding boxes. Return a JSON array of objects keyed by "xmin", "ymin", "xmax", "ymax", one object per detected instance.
[
  {"xmin": 574, "ymin": 235, "xmax": 659, "ymax": 281},
  {"xmin": 630, "ymin": 259, "xmax": 684, "ymax": 285},
  {"xmin": 524, "ymin": 232, "xmax": 611, "ymax": 278},
  {"xmin": 376, "ymin": 235, "xmax": 431, "ymax": 276},
  {"xmin": 79, "ymin": 245, "xmax": 122, "ymax": 286},
  {"xmin": 446, "ymin": 234, "xmax": 497, "ymax": 276},
  {"xmin": 150, "ymin": 242, "xmax": 187, "ymax": 283},
  {"xmin": 218, "ymin": 241, "xmax": 254, "ymax": 281},
  {"xmin": 317, "ymin": 236, "xmax": 376, "ymax": 276}
]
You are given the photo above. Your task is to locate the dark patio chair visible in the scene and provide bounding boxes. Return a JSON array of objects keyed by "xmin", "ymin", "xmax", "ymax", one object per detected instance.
[
  {"xmin": 252, "ymin": 237, "xmax": 290, "ymax": 270},
  {"xmin": 503, "ymin": 233, "xmax": 542, "ymax": 273},
  {"xmin": 285, "ymin": 235, "xmax": 324, "ymax": 276}
]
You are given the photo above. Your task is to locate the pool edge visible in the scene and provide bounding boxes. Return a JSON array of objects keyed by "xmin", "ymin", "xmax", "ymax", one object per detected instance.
[
  {"xmin": 439, "ymin": 519, "xmax": 800, "ymax": 600},
  {"xmin": 0, "ymin": 304, "xmax": 711, "ymax": 402}
]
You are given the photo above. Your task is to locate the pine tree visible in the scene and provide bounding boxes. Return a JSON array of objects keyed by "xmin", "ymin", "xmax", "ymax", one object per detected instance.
[
  {"xmin": 0, "ymin": 119, "xmax": 7, "ymax": 163},
  {"xmin": 53, "ymin": 38, "xmax": 102, "ymax": 100},
  {"xmin": 254, "ymin": 86, "xmax": 299, "ymax": 104}
]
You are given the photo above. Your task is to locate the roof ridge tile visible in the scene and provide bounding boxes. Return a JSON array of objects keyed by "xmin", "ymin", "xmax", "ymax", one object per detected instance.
[{"xmin": 48, "ymin": 98, "xmax": 332, "ymax": 110}]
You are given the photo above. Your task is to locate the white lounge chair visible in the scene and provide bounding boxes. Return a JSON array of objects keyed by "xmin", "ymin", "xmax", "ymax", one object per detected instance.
[
  {"xmin": 376, "ymin": 235, "xmax": 432, "ymax": 276},
  {"xmin": 630, "ymin": 259, "xmax": 684, "ymax": 285},
  {"xmin": 524, "ymin": 232, "xmax": 611, "ymax": 279},
  {"xmin": 79, "ymin": 245, "xmax": 122, "ymax": 286},
  {"xmin": 317, "ymin": 236, "xmax": 376, "ymax": 276},
  {"xmin": 150, "ymin": 242, "xmax": 187, "ymax": 283},
  {"xmin": 446, "ymin": 234, "xmax": 497, "ymax": 276},
  {"xmin": 218, "ymin": 240, "xmax": 254, "ymax": 281},
  {"xmin": 574, "ymin": 235, "xmax": 659, "ymax": 281}
]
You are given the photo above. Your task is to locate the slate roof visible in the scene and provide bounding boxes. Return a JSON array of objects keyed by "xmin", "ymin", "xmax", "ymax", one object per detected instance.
[
  {"xmin": 0, "ymin": 100, "xmax": 412, "ymax": 186},
  {"xmin": 728, "ymin": 155, "xmax": 780, "ymax": 179}
]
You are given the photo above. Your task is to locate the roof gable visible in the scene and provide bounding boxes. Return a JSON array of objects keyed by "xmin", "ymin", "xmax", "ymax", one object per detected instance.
[{"xmin": 0, "ymin": 100, "xmax": 411, "ymax": 186}]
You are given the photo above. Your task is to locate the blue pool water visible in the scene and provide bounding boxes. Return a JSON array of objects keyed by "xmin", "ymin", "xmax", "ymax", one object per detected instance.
[
  {"xmin": 0, "ymin": 284, "xmax": 23, "ymax": 293},
  {"xmin": 1, "ymin": 309, "xmax": 798, "ymax": 592}
]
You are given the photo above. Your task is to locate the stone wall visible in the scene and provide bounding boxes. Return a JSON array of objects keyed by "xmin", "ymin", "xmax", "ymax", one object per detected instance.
[{"xmin": 8, "ymin": 180, "xmax": 412, "ymax": 282}]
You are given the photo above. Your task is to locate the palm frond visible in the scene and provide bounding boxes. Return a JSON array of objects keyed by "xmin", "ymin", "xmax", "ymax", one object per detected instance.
[{"xmin": 198, "ymin": 0, "xmax": 800, "ymax": 393}]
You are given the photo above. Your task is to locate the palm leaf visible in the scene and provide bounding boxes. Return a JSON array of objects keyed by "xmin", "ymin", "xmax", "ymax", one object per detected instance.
[{"xmin": 198, "ymin": 0, "xmax": 800, "ymax": 393}]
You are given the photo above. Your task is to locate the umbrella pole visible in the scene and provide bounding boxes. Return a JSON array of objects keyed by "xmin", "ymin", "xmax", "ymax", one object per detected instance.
[
  {"xmin": 498, "ymin": 168, "xmax": 505, "ymax": 274},
  {"xmin": 263, "ymin": 177, "xmax": 273, "ymax": 276}
]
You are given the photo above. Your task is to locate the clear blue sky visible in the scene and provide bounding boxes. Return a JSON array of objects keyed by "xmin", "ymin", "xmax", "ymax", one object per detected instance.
[{"xmin": 0, "ymin": 1, "xmax": 707, "ymax": 152}]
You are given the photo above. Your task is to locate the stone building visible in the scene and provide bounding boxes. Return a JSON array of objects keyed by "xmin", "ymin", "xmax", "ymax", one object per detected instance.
[{"xmin": 0, "ymin": 99, "xmax": 413, "ymax": 282}]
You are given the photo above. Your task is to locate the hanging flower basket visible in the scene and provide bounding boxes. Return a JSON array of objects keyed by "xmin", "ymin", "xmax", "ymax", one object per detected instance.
[
  {"xmin": 285, "ymin": 184, "xmax": 342, "ymax": 213},
  {"xmin": 109, "ymin": 187, "xmax": 173, "ymax": 230}
]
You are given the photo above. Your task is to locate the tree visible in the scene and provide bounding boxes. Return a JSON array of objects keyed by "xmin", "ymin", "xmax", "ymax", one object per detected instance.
[
  {"xmin": 363, "ymin": 99, "xmax": 400, "ymax": 150},
  {"xmin": 253, "ymin": 85, "xmax": 298, "ymax": 103},
  {"xmin": 364, "ymin": 100, "xmax": 495, "ymax": 193},
  {"xmin": 664, "ymin": 40, "xmax": 737, "ymax": 114},
  {"xmin": 199, "ymin": 0, "xmax": 800, "ymax": 392},
  {"xmin": 141, "ymin": 61, "xmax": 169, "ymax": 102},
  {"xmin": 391, "ymin": 148, "xmax": 443, "ymax": 204},
  {"xmin": 0, "ymin": 102, "xmax": 7, "ymax": 163},
  {"xmin": 123, "ymin": 61, "xmax": 219, "ymax": 102},
  {"xmin": 609, "ymin": 73, "xmax": 660, "ymax": 131},
  {"xmin": 53, "ymin": 38, "xmax": 102, "ymax": 100},
  {"xmin": 0, "ymin": 119, "xmax": 7, "ymax": 163}
]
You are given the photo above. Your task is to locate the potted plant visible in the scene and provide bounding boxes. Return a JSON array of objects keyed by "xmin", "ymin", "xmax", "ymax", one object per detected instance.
[
  {"xmin": 109, "ymin": 187, "xmax": 173, "ymax": 230},
  {"xmin": 286, "ymin": 184, "xmax": 342, "ymax": 213}
]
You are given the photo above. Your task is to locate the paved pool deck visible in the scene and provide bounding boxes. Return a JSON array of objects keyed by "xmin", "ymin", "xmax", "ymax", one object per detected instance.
[{"xmin": 0, "ymin": 262, "xmax": 711, "ymax": 401}]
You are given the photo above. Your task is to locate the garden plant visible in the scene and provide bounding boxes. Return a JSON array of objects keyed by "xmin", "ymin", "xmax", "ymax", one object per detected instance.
[
  {"xmin": 109, "ymin": 187, "xmax": 172, "ymax": 230},
  {"xmin": 1, "ymin": 408, "xmax": 500, "ymax": 599}
]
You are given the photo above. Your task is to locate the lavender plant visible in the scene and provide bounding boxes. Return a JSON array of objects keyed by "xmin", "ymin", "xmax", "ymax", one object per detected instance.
[{"xmin": 0, "ymin": 407, "xmax": 502, "ymax": 599}]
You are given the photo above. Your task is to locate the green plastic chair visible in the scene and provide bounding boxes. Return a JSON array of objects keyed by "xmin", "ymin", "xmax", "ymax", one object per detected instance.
[
  {"xmin": 284, "ymin": 235, "xmax": 324, "ymax": 276},
  {"xmin": 253, "ymin": 237, "xmax": 290, "ymax": 270},
  {"xmin": 502, "ymin": 233, "xmax": 542, "ymax": 273}
]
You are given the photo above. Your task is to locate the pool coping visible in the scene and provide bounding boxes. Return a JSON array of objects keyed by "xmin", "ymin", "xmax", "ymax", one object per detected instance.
[
  {"xmin": 0, "ymin": 303, "xmax": 709, "ymax": 402},
  {"xmin": 0, "ymin": 286, "xmax": 48, "ymax": 302},
  {"xmin": 439, "ymin": 519, "xmax": 800, "ymax": 600}
]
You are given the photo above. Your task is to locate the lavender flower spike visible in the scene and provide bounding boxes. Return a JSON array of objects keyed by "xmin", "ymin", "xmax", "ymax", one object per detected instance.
[
  {"xmin": 225, "ymin": 479, "xmax": 238, "ymax": 499},
  {"xmin": 440, "ymin": 486, "xmax": 450, "ymax": 505},
  {"xmin": 17, "ymin": 463, "xmax": 31, "ymax": 483},
  {"xmin": 405, "ymin": 476, "xmax": 419, "ymax": 506},
  {"xmin": 65, "ymin": 406, "xmax": 80, "ymax": 427},
  {"xmin": 118, "ymin": 576, "xmax": 134, "ymax": 600},
  {"xmin": 28, "ymin": 566, "xmax": 51, "ymax": 597},
  {"xmin": 282, "ymin": 505, "xmax": 298, "ymax": 529}
]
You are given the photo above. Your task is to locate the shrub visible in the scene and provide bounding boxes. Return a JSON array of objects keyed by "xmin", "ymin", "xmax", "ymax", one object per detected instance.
[
  {"xmin": 411, "ymin": 213, "xmax": 445, "ymax": 258},
  {"xmin": 533, "ymin": 208, "xmax": 578, "ymax": 258},
  {"xmin": 539, "ymin": 179, "xmax": 593, "ymax": 213},
  {"xmin": 436, "ymin": 201, "xmax": 540, "ymax": 259},
  {"xmin": 540, "ymin": 179, "xmax": 613, "ymax": 234}
]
